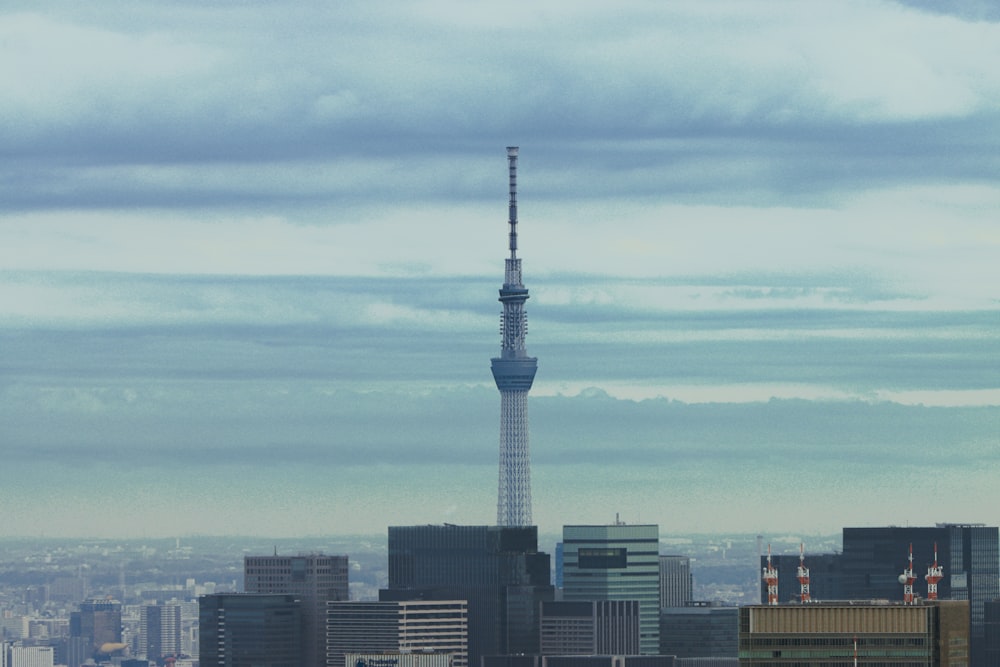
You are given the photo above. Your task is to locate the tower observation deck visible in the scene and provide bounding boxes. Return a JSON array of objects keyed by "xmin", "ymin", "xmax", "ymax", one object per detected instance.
[{"xmin": 491, "ymin": 146, "xmax": 538, "ymax": 527}]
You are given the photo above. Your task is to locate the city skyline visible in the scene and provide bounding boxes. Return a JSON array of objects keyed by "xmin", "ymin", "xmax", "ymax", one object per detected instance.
[{"xmin": 1, "ymin": 1, "xmax": 998, "ymax": 538}]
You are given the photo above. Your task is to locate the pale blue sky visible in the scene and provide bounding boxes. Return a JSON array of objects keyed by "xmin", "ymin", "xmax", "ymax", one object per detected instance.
[{"xmin": 1, "ymin": 0, "xmax": 998, "ymax": 537}]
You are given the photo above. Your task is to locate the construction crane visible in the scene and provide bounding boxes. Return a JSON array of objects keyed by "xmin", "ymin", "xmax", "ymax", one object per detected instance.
[
  {"xmin": 797, "ymin": 543, "xmax": 811, "ymax": 603},
  {"xmin": 925, "ymin": 542, "xmax": 944, "ymax": 601},
  {"xmin": 763, "ymin": 544, "xmax": 779, "ymax": 605}
]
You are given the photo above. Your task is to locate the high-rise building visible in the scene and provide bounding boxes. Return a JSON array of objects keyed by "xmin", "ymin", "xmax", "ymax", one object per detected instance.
[
  {"xmin": 491, "ymin": 146, "xmax": 538, "ymax": 528},
  {"xmin": 660, "ymin": 602, "xmax": 737, "ymax": 659},
  {"xmin": 327, "ymin": 599, "xmax": 468, "ymax": 667},
  {"xmin": 386, "ymin": 524, "xmax": 552, "ymax": 666},
  {"xmin": 140, "ymin": 602, "xmax": 182, "ymax": 664},
  {"xmin": 70, "ymin": 598, "xmax": 122, "ymax": 661},
  {"xmin": 841, "ymin": 524, "xmax": 999, "ymax": 665},
  {"xmin": 562, "ymin": 524, "xmax": 661, "ymax": 655},
  {"xmin": 738, "ymin": 600, "xmax": 968, "ymax": 667},
  {"xmin": 244, "ymin": 554, "xmax": 348, "ymax": 667},
  {"xmin": 659, "ymin": 556, "xmax": 693, "ymax": 608},
  {"xmin": 198, "ymin": 593, "xmax": 302, "ymax": 667},
  {"xmin": 539, "ymin": 600, "xmax": 640, "ymax": 655},
  {"xmin": 983, "ymin": 599, "xmax": 1000, "ymax": 667},
  {"xmin": 8, "ymin": 646, "xmax": 55, "ymax": 667}
]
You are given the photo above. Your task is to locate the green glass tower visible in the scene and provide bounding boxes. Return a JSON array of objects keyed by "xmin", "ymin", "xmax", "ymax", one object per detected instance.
[{"xmin": 561, "ymin": 523, "xmax": 661, "ymax": 655}]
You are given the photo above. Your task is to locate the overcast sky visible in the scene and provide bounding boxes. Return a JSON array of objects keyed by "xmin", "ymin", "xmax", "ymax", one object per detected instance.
[{"xmin": 1, "ymin": 0, "xmax": 998, "ymax": 540}]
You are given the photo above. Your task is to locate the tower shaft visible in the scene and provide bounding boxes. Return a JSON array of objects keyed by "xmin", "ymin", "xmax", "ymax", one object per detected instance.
[{"xmin": 492, "ymin": 146, "xmax": 537, "ymax": 527}]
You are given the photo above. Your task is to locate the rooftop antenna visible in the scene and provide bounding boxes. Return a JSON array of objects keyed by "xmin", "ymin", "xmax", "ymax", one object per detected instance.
[
  {"xmin": 797, "ymin": 543, "xmax": 811, "ymax": 603},
  {"xmin": 926, "ymin": 542, "xmax": 943, "ymax": 601},
  {"xmin": 899, "ymin": 543, "xmax": 916, "ymax": 604},
  {"xmin": 763, "ymin": 544, "xmax": 779, "ymax": 605}
]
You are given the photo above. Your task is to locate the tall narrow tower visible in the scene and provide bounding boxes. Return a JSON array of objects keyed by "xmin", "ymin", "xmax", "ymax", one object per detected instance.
[{"xmin": 492, "ymin": 146, "xmax": 538, "ymax": 527}]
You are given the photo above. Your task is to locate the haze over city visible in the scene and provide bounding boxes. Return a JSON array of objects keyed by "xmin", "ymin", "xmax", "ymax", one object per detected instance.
[{"xmin": 1, "ymin": 0, "xmax": 998, "ymax": 538}]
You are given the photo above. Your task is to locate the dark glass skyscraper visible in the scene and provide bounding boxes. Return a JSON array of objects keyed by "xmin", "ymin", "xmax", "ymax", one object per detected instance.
[
  {"xmin": 198, "ymin": 594, "xmax": 302, "ymax": 667},
  {"xmin": 840, "ymin": 524, "xmax": 998, "ymax": 665},
  {"xmin": 386, "ymin": 524, "xmax": 552, "ymax": 666},
  {"xmin": 244, "ymin": 554, "xmax": 348, "ymax": 667},
  {"xmin": 70, "ymin": 598, "xmax": 122, "ymax": 661}
]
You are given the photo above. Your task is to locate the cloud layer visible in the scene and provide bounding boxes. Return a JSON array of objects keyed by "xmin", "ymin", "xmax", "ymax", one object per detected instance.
[{"xmin": 1, "ymin": 0, "xmax": 998, "ymax": 537}]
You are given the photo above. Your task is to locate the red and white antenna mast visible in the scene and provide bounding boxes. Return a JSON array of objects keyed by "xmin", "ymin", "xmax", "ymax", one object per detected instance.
[
  {"xmin": 926, "ymin": 542, "xmax": 943, "ymax": 601},
  {"xmin": 763, "ymin": 544, "xmax": 779, "ymax": 605},
  {"xmin": 797, "ymin": 543, "xmax": 811, "ymax": 603},
  {"xmin": 900, "ymin": 543, "xmax": 916, "ymax": 604}
]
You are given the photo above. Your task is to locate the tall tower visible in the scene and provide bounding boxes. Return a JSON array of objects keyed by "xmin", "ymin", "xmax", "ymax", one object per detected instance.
[{"xmin": 492, "ymin": 146, "xmax": 538, "ymax": 527}]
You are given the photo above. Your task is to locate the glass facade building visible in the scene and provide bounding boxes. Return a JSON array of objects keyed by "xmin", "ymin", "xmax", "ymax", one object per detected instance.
[
  {"xmin": 841, "ymin": 524, "xmax": 999, "ymax": 665},
  {"xmin": 198, "ymin": 594, "xmax": 302, "ymax": 667},
  {"xmin": 244, "ymin": 554, "xmax": 348, "ymax": 667},
  {"xmin": 386, "ymin": 524, "xmax": 552, "ymax": 666},
  {"xmin": 562, "ymin": 524, "xmax": 661, "ymax": 655}
]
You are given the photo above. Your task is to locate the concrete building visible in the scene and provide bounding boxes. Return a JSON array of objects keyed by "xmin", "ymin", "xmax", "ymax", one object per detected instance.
[
  {"xmin": 483, "ymin": 657, "xmax": 675, "ymax": 667},
  {"xmin": 386, "ymin": 524, "xmax": 552, "ymax": 666},
  {"xmin": 327, "ymin": 600, "xmax": 467, "ymax": 667},
  {"xmin": 198, "ymin": 593, "xmax": 302, "ymax": 667},
  {"xmin": 738, "ymin": 600, "xmax": 969, "ymax": 667},
  {"xmin": 346, "ymin": 653, "xmax": 452, "ymax": 667},
  {"xmin": 562, "ymin": 524, "xmax": 660, "ymax": 655},
  {"xmin": 539, "ymin": 600, "xmax": 640, "ymax": 655},
  {"xmin": 244, "ymin": 553, "xmax": 348, "ymax": 667},
  {"xmin": 658, "ymin": 556, "xmax": 693, "ymax": 609},
  {"xmin": 139, "ymin": 601, "xmax": 182, "ymax": 663},
  {"xmin": 8, "ymin": 646, "xmax": 54, "ymax": 667},
  {"xmin": 659, "ymin": 602, "xmax": 737, "ymax": 659}
]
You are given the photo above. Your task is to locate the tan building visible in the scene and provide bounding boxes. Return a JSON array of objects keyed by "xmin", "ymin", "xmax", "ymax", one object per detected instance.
[
  {"xmin": 328, "ymin": 600, "xmax": 468, "ymax": 667},
  {"xmin": 739, "ymin": 601, "xmax": 969, "ymax": 667}
]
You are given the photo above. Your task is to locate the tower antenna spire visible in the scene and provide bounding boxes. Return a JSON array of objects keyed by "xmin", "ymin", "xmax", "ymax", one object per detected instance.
[
  {"xmin": 900, "ymin": 543, "xmax": 917, "ymax": 604},
  {"xmin": 797, "ymin": 543, "xmax": 811, "ymax": 603},
  {"xmin": 492, "ymin": 146, "xmax": 538, "ymax": 527},
  {"xmin": 926, "ymin": 542, "xmax": 943, "ymax": 601},
  {"xmin": 763, "ymin": 544, "xmax": 779, "ymax": 605},
  {"xmin": 507, "ymin": 146, "xmax": 518, "ymax": 260}
]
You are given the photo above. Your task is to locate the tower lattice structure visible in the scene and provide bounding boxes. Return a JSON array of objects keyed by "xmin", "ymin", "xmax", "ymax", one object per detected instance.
[{"xmin": 491, "ymin": 146, "xmax": 538, "ymax": 527}]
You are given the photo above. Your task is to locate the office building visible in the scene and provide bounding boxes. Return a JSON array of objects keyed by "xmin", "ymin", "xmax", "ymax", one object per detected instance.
[
  {"xmin": 346, "ymin": 654, "xmax": 452, "ymax": 667},
  {"xmin": 539, "ymin": 600, "xmax": 640, "ymax": 655},
  {"xmin": 244, "ymin": 553, "xmax": 348, "ymax": 667},
  {"xmin": 483, "ymin": 657, "xmax": 675, "ymax": 667},
  {"xmin": 562, "ymin": 524, "xmax": 661, "ymax": 655},
  {"xmin": 738, "ymin": 600, "xmax": 968, "ymax": 667},
  {"xmin": 327, "ymin": 600, "xmax": 467, "ymax": 667},
  {"xmin": 139, "ymin": 602, "xmax": 182, "ymax": 664},
  {"xmin": 841, "ymin": 524, "xmax": 999, "ymax": 664},
  {"xmin": 386, "ymin": 524, "xmax": 552, "ymax": 666},
  {"xmin": 198, "ymin": 593, "xmax": 302, "ymax": 667},
  {"xmin": 70, "ymin": 598, "xmax": 122, "ymax": 661},
  {"xmin": 660, "ymin": 602, "xmax": 737, "ymax": 659},
  {"xmin": 983, "ymin": 599, "xmax": 1000, "ymax": 667},
  {"xmin": 8, "ymin": 646, "xmax": 54, "ymax": 667},
  {"xmin": 491, "ymin": 146, "xmax": 538, "ymax": 528},
  {"xmin": 659, "ymin": 556, "xmax": 693, "ymax": 608}
]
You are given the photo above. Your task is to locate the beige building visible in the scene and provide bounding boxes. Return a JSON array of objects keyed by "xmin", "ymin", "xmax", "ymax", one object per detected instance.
[
  {"xmin": 739, "ymin": 601, "xmax": 969, "ymax": 667},
  {"xmin": 328, "ymin": 600, "xmax": 468, "ymax": 667}
]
